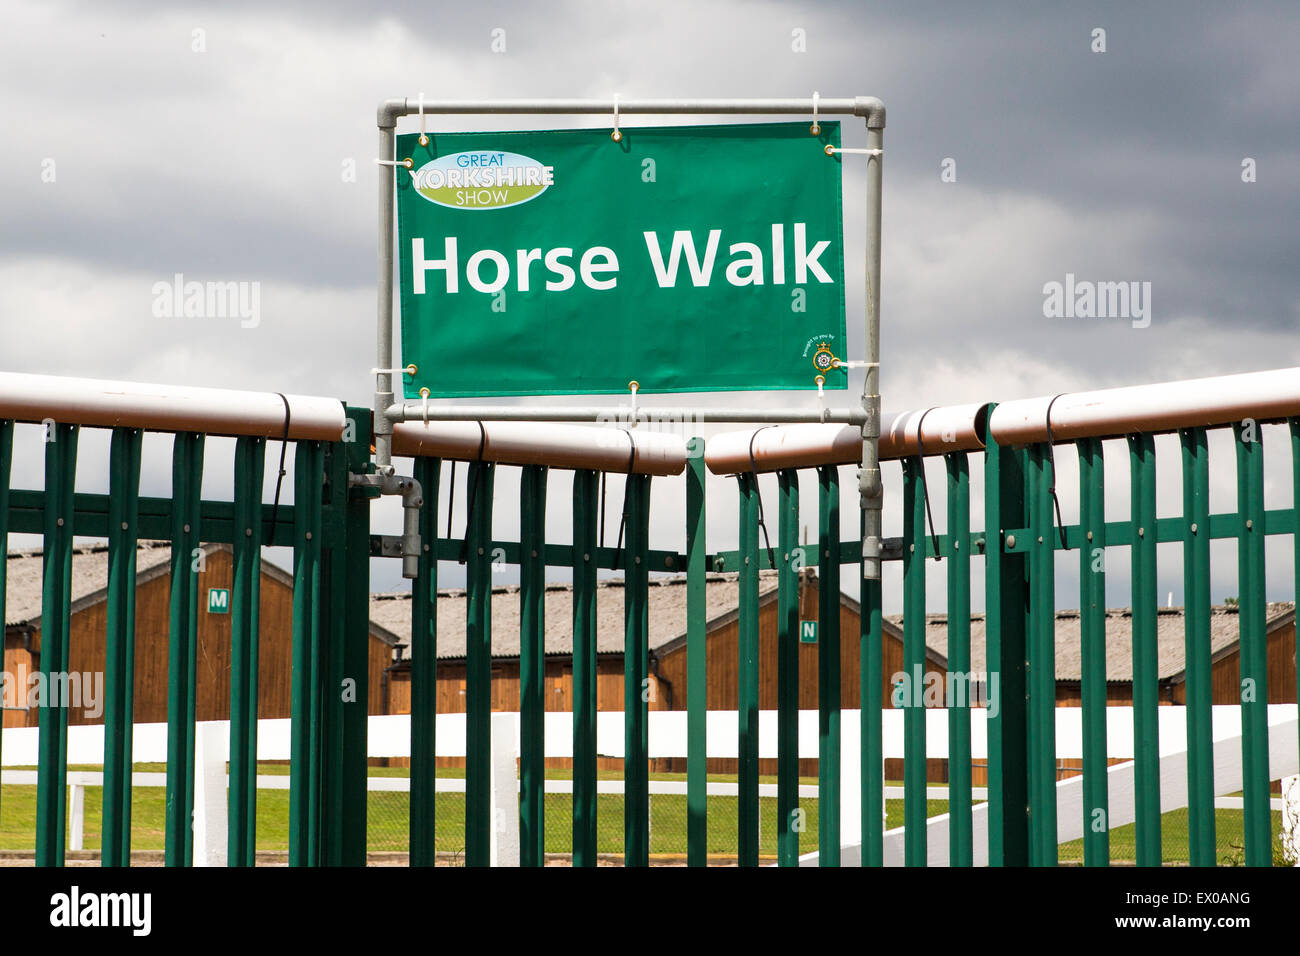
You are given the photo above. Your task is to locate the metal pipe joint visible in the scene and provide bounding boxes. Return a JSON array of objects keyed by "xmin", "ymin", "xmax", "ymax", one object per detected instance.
[{"xmin": 349, "ymin": 471, "xmax": 424, "ymax": 578}]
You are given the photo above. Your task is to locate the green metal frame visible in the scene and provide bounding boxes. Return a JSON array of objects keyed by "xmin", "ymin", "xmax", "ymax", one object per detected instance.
[{"xmin": 2, "ymin": 399, "xmax": 1298, "ymax": 870}]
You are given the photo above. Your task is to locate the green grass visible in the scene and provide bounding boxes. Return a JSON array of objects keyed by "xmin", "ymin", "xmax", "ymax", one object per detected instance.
[
  {"xmin": 1058, "ymin": 807, "xmax": 1287, "ymax": 866},
  {"xmin": 3, "ymin": 767, "xmax": 1286, "ymax": 863}
]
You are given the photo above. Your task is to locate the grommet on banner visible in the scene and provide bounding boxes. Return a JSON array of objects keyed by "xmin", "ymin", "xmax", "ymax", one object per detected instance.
[
  {"xmin": 628, "ymin": 380, "xmax": 639, "ymax": 427},
  {"xmin": 611, "ymin": 94, "xmax": 623, "ymax": 143},
  {"xmin": 419, "ymin": 387, "xmax": 431, "ymax": 425},
  {"xmin": 375, "ymin": 158, "xmax": 414, "ymax": 169},
  {"xmin": 417, "ymin": 91, "xmax": 428, "ymax": 147},
  {"xmin": 810, "ymin": 90, "xmax": 821, "ymax": 135}
]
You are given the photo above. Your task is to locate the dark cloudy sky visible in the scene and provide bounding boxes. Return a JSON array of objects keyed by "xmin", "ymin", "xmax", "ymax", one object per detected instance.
[{"xmin": 2, "ymin": 0, "xmax": 1297, "ymax": 609}]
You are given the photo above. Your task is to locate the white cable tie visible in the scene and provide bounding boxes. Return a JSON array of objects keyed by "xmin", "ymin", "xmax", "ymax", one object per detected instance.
[
  {"xmin": 628, "ymin": 379, "xmax": 639, "ymax": 427},
  {"xmin": 824, "ymin": 146, "xmax": 882, "ymax": 157},
  {"xmin": 418, "ymin": 91, "xmax": 428, "ymax": 146},
  {"xmin": 371, "ymin": 365, "xmax": 417, "ymax": 376},
  {"xmin": 420, "ymin": 387, "xmax": 431, "ymax": 426},
  {"xmin": 611, "ymin": 94, "xmax": 622, "ymax": 143},
  {"xmin": 810, "ymin": 90, "xmax": 820, "ymax": 136},
  {"xmin": 375, "ymin": 158, "xmax": 414, "ymax": 168},
  {"xmin": 831, "ymin": 359, "xmax": 880, "ymax": 370}
]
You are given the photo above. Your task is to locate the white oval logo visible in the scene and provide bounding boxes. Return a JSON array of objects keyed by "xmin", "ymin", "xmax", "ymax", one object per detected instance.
[{"xmin": 410, "ymin": 151, "xmax": 553, "ymax": 210}]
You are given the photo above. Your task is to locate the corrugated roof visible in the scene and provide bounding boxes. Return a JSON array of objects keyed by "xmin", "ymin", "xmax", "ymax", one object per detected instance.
[
  {"xmin": 370, "ymin": 571, "xmax": 789, "ymax": 661},
  {"xmin": 892, "ymin": 603, "xmax": 1296, "ymax": 683},
  {"xmin": 0, "ymin": 542, "xmax": 375, "ymax": 638},
  {"xmin": 4, "ymin": 541, "xmax": 176, "ymax": 627}
]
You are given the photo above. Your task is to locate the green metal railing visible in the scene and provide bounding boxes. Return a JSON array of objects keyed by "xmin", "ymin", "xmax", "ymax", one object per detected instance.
[{"xmin": 1, "ymin": 401, "xmax": 1297, "ymax": 868}]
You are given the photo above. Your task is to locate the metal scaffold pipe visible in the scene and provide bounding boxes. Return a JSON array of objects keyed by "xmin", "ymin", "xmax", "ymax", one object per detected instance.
[
  {"xmin": 391, "ymin": 420, "xmax": 687, "ymax": 475},
  {"xmin": 988, "ymin": 366, "xmax": 1300, "ymax": 445},
  {"xmin": 0, "ymin": 371, "xmax": 346, "ymax": 440},
  {"xmin": 704, "ymin": 403, "xmax": 989, "ymax": 475}
]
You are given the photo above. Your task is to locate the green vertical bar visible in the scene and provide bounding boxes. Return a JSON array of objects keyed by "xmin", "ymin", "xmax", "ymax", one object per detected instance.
[
  {"xmin": 411, "ymin": 456, "xmax": 441, "ymax": 867},
  {"xmin": 1027, "ymin": 444, "xmax": 1057, "ymax": 866},
  {"xmin": 1077, "ymin": 437, "xmax": 1109, "ymax": 866},
  {"xmin": 103, "ymin": 427, "xmax": 143, "ymax": 868},
  {"xmin": 1180, "ymin": 429, "xmax": 1214, "ymax": 866},
  {"xmin": 685, "ymin": 440, "xmax": 708, "ymax": 866},
  {"xmin": 338, "ymin": 411, "xmax": 372, "ymax": 866},
  {"xmin": 984, "ymin": 434, "xmax": 1030, "ymax": 867},
  {"xmin": 571, "ymin": 469, "xmax": 598, "ymax": 866},
  {"xmin": 818, "ymin": 465, "xmax": 841, "ymax": 866},
  {"xmin": 623, "ymin": 473, "xmax": 651, "ymax": 867},
  {"xmin": 737, "ymin": 473, "xmax": 761, "ymax": 866},
  {"xmin": 36, "ymin": 423, "xmax": 78, "ymax": 867},
  {"xmin": 1293, "ymin": 419, "xmax": 1300, "ymax": 781},
  {"xmin": 465, "ymin": 461, "xmax": 495, "ymax": 867},
  {"xmin": 164, "ymin": 431, "xmax": 203, "ymax": 868},
  {"xmin": 776, "ymin": 469, "xmax": 800, "ymax": 866},
  {"xmin": 318, "ymin": 418, "xmax": 369, "ymax": 866},
  {"xmin": 900, "ymin": 458, "xmax": 925, "ymax": 867},
  {"xmin": 289, "ymin": 440, "xmax": 323, "ymax": 867},
  {"xmin": 945, "ymin": 453, "xmax": 972, "ymax": 866},
  {"xmin": 860, "ymin": 507, "xmax": 884, "ymax": 868},
  {"xmin": 1127, "ymin": 432, "xmax": 1160, "ymax": 866},
  {"xmin": 229, "ymin": 435, "xmax": 265, "ymax": 867},
  {"xmin": 519, "ymin": 465, "xmax": 547, "ymax": 867},
  {"xmin": 0, "ymin": 419, "xmax": 10, "ymax": 824},
  {"xmin": 1234, "ymin": 421, "xmax": 1271, "ymax": 866}
]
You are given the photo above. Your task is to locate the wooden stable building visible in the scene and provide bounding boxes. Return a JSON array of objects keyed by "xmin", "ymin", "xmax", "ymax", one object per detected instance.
[
  {"xmin": 369, "ymin": 570, "xmax": 947, "ymax": 774},
  {"xmin": 2, "ymin": 541, "xmax": 399, "ymax": 728},
  {"xmin": 372, "ymin": 576, "xmax": 1296, "ymax": 783}
]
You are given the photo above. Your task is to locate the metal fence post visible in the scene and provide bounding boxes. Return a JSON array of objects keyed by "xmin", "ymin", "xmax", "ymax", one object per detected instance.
[
  {"xmin": 1127, "ymin": 433, "xmax": 1160, "ymax": 865},
  {"xmin": 777, "ymin": 469, "xmax": 800, "ymax": 866},
  {"xmin": 411, "ymin": 456, "xmax": 441, "ymax": 866},
  {"xmin": 319, "ymin": 410, "xmax": 371, "ymax": 865},
  {"xmin": 1077, "ymin": 437, "xmax": 1109, "ymax": 866},
  {"xmin": 983, "ymin": 434, "xmax": 1030, "ymax": 867},
  {"xmin": 818, "ymin": 465, "xmax": 841, "ymax": 866},
  {"xmin": 623, "ymin": 473, "xmax": 651, "ymax": 866},
  {"xmin": 685, "ymin": 441, "xmax": 708, "ymax": 866},
  {"xmin": 945, "ymin": 452, "xmax": 973, "ymax": 866},
  {"xmin": 228, "ymin": 435, "xmax": 265, "ymax": 867},
  {"xmin": 1180, "ymin": 428, "xmax": 1214, "ymax": 866},
  {"xmin": 36, "ymin": 423, "xmax": 78, "ymax": 867},
  {"xmin": 519, "ymin": 465, "xmax": 548, "ymax": 866},
  {"xmin": 900, "ymin": 457, "xmax": 926, "ymax": 866},
  {"xmin": 103, "ymin": 427, "xmax": 142, "ymax": 868},
  {"xmin": 465, "ymin": 461, "xmax": 495, "ymax": 866},
  {"xmin": 164, "ymin": 431, "xmax": 203, "ymax": 868},
  {"xmin": 737, "ymin": 473, "xmax": 761, "ymax": 866},
  {"xmin": 572, "ymin": 469, "xmax": 598, "ymax": 866},
  {"xmin": 1234, "ymin": 421, "xmax": 1271, "ymax": 865},
  {"xmin": 289, "ymin": 440, "xmax": 324, "ymax": 867}
]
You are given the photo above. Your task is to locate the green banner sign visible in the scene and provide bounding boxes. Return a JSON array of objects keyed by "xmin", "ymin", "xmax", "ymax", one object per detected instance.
[{"xmin": 395, "ymin": 121, "xmax": 848, "ymax": 398}]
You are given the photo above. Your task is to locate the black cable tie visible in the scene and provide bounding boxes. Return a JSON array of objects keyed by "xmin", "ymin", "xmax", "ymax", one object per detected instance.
[
  {"xmin": 913, "ymin": 407, "xmax": 940, "ymax": 561},
  {"xmin": 1045, "ymin": 393, "xmax": 1069, "ymax": 550},
  {"xmin": 611, "ymin": 431, "xmax": 637, "ymax": 571},
  {"xmin": 747, "ymin": 427, "xmax": 777, "ymax": 570},
  {"xmin": 445, "ymin": 461, "xmax": 456, "ymax": 541},
  {"xmin": 458, "ymin": 421, "xmax": 488, "ymax": 565},
  {"xmin": 267, "ymin": 392, "xmax": 291, "ymax": 547}
]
